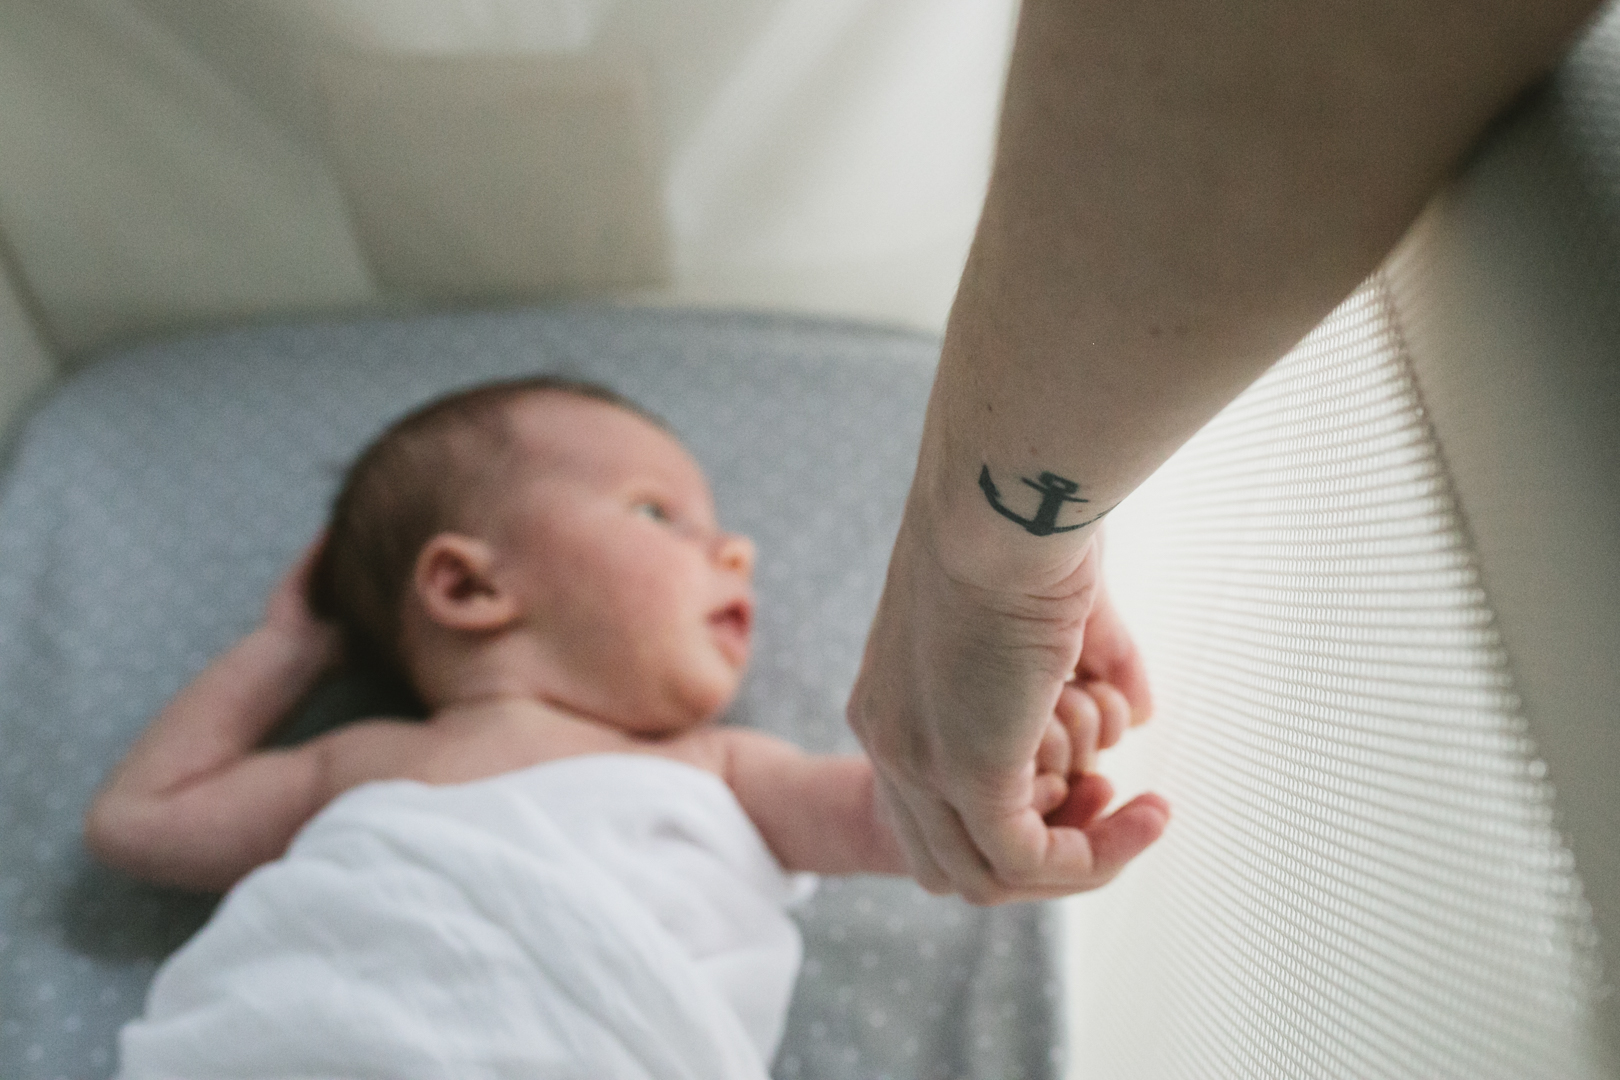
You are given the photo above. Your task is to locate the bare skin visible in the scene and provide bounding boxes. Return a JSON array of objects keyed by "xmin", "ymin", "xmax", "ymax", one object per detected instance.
[
  {"xmin": 848, "ymin": 0, "xmax": 1607, "ymax": 903},
  {"xmin": 84, "ymin": 395, "xmax": 1137, "ymax": 893}
]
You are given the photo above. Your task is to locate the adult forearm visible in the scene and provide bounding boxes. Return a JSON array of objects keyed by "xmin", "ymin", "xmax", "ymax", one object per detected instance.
[
  {"xmin": 847, "ymin": 0, "xmax": 1602, "ymax": 902},
  {"xmin": 919, "ymin": 0, "xmax": 1602, "ymax": 590}
]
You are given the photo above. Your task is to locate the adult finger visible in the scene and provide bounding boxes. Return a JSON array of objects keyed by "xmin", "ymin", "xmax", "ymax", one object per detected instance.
[
  {"xmin": 892, "ymin": 760, "xmax": 1087, "ymax": 904},
  {"xmin": 1085, "ymin": 680, "xmax": 1132, "ymax": 752},
  {"xmin": 1076, "ymin": 793, "xmax": 1171, "ymax": 881},
  {"xmin": 1031, "ymin": 715, "xmax": 1075, "ymax": 813},
  {"xmin": 956, "ymin": 777, "xmax": 1102, "ymax": 898},
  {"xmin": 976, "ymin": 791, "xmax": 1172, "ymax": 904},
  {"xmin": 1055, "ymin": 683, "xmax": 1101, "ymax": 772},
  {"xmin": 1035, "ymin": 714, "xmax": 1073, "ymax": 778},
  {"xmin": 1020, "ymin": 792, "xmax": 1170, "ymax": 890},
  {"xmin": 945, "ymin": 783, "xmax": 1171, "ymax": 903},
  {"xmin": 1031, "ymin": 773, "xmax": 1070, "ymax": 817},
  {"xmin": 1046, "ymin": 771, "xmax": 1115, "ymax": 829},
  {"xmin": 1075, "ymin": 586, "xmax": 1153, "ymax": 726}
]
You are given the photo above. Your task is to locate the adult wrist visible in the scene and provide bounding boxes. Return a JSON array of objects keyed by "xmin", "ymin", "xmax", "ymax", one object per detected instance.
[{"xmin": 902, "ymin": 453, "xmax": 1102, "ymax": 602}]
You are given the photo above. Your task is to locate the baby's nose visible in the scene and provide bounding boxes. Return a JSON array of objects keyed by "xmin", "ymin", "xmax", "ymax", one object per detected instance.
[{"xmin": 714, "ymin": 532, "xmax": 756, "ymax": 576}]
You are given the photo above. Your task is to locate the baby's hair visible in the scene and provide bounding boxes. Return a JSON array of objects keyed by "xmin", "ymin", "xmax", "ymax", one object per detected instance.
[{"xmin": 308, "ymin": 375, "xmax": 659, "ymax": 686}]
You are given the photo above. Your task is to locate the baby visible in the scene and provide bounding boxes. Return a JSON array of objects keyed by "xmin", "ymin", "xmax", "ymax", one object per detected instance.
[{"xmin": 85, "ymin": 377, "xmax": 1149, "ymax": 1079}]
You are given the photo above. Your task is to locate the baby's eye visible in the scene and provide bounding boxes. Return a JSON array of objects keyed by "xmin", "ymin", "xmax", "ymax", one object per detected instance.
[{"xmin": 635, "ymin": 501, "xmax": 672, "ymax": 523}]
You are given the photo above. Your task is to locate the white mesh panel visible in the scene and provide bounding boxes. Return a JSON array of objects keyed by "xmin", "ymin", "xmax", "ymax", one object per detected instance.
[{"xmin": 1067, "ymin": 279, "xmax": 1607, "ymax": 1079}]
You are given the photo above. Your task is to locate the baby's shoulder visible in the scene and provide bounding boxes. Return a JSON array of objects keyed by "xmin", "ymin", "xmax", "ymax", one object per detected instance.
[
  {"xmin": 308, "ymin": 716, "xmax": 448, "ymax": 799},
  {"xmin": 311, "ymin": 706, "xmax": 760, "ymax": 799},
  {"xmin": 632, "ymin": 723, "xmax": 733, "ymax": 778},
  {"xmin": 645, "ymin": 725, "xmax": 809, "ymax": 788}
]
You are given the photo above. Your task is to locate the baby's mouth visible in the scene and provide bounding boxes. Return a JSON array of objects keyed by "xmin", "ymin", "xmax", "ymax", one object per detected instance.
[{"xmin": 708, "ymin": 599, "xmax": 754, "ymax": 662}]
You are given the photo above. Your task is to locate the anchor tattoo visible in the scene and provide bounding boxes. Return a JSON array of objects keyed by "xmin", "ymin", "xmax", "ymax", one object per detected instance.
[{"xmin": 978, "ymin": 465, "xmax": 1112, "ymax": 536}]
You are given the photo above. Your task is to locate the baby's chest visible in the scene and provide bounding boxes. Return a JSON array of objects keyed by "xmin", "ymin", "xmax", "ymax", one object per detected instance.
[{"xmin": 396, "ymin": 716, "xmax": 726, "ymax": 787}]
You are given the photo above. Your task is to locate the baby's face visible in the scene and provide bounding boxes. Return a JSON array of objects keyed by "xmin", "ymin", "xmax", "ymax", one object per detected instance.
[{"xmin": 488, "ymin": 394, "xmax": 756, "ymax": 734}]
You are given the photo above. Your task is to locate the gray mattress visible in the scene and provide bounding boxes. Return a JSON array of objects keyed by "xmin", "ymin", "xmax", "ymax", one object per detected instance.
[{"xmin": 0, "ymin": 306, "xmax": 1063, "ymax": 1079}]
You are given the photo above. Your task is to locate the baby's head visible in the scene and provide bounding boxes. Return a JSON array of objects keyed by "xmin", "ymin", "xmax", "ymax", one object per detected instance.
[{"xmin": 310, "ymin": 377, "xmax": 756, "ymax": 734}]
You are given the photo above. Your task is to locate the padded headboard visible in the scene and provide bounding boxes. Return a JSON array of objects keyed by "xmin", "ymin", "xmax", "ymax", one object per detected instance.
[{"xmin": 0, "ymin": 308, "xmax": 1065, "ymax": 1079}]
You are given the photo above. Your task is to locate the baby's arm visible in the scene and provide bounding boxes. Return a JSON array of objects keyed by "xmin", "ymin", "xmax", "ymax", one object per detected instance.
[
  {"xmin": 718, "ymin": 728, "xmax": 1089, "ymax": 876},
  {"xmin": 86, "ymin": 542, "xmax": 354, "ymax": 891},
  {"xmin": 719, "ymin": 728, "xmax": 906, "ymax": 875}
]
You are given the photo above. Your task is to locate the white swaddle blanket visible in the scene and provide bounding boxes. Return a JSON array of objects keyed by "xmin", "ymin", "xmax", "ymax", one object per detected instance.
[{"xmin": 116, "ymin": 753, "xmax": 814, "ymax": 1079}]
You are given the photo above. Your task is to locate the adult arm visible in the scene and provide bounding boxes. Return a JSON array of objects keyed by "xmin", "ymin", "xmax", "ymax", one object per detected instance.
[
  {"xmin": 720, "ymin": 730, "xmax": 907, "ymax": 875},
  {"xmin": 848, "ymin": 0, "xmax": 1606, "ymax": 903}
]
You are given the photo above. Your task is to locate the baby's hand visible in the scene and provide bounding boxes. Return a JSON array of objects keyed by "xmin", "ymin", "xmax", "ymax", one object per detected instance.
[{"xmin": 262, "ymin": 535, "xmax": 342, "ymax": 666}]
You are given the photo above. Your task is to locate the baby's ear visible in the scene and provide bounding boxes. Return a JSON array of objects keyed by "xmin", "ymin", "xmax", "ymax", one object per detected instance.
[{"xmin": 413, "ymin": 533, "xmax": 519, "ymax": 632}]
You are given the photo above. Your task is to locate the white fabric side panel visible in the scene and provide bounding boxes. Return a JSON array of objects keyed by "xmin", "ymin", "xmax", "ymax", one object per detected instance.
[
  {"xmin": 1383, "ymin": 6, "xmax": 1620, "ymax": 1063},
  {"xmin": 0, "ymin": 1, "xmax": 1014, "ymax": 356},
  {"xmin": 1069, "ymin": 276, "xmax": 1608, "ymax": 1080},
  {"xmin": 1065, "ymin": 12, "xmax": 1620, "ymax": 1075}
]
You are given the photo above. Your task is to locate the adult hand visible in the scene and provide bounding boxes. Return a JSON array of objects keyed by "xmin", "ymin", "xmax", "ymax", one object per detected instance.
[{"xmin": 847, "ymin": 516, "xmax": 1169, "ymax": 904}]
